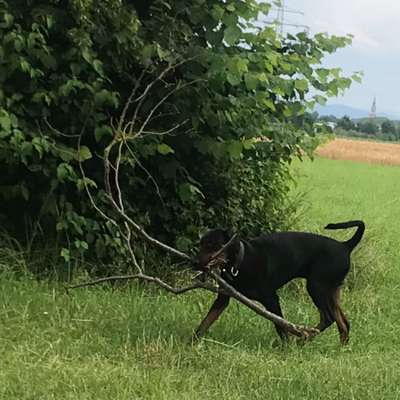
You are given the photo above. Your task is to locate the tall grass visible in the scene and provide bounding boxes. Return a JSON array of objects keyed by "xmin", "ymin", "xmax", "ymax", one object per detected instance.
[{"xmin": 2, "ymin": 157, "xmax": 400, "ymax": 399}]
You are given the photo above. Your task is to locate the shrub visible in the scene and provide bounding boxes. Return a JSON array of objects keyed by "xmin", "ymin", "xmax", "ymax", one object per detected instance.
[{"xmin": 0, "ymin": 0, "xmax": 357, "ymax": 275}]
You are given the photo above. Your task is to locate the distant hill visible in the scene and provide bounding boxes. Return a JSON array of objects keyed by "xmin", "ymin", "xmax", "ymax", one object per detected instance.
[{"xmin": 315, "ymin": 104, "xmax": 400, "ymax": 120}]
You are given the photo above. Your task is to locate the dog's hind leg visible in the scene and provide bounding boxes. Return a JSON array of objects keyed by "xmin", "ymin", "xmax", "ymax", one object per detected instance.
[
  {"xmin": 307, "ymin": 281, "xmax": 350, "ymax": 344},
  {"xmin": 192, "ymin": 294, "xmax": 230, "ymax": 340},
  {"xmin": 332, "ymin": 287, "xmax": 350, "ymax": 344},
  {"xmin": 261, "ymin": 294, "xmax": 289, "ymax": 341},
  {"xmin": 306, "ymin": 281, "xmax": 336, "ymax": 333}
]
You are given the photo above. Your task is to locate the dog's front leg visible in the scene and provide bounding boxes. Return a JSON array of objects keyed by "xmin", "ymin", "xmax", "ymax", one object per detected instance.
[
  {"xmin": 192, "ymin": 294, "xmax": 230, "ymax": 340},
  {"xmin": 261, "ymin": 294, "xmax": 290, "ymax": 341}
]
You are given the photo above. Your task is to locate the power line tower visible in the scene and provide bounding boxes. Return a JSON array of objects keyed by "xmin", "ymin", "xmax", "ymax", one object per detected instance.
[
  {"xmin": 265, "ymin": 0, "xmax": 309, "ymax": 35},
  {"xmin": 369, "ymin": 96, "xmax": 377, "ymax": 118}
]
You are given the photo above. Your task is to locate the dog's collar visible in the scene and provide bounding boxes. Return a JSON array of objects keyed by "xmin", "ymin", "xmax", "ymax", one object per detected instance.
[{"xmin": 222, "ymin": 240, "xmax": 245, "ymax": 278}]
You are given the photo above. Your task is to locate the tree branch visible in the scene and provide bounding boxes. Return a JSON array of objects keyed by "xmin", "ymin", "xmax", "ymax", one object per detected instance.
[
  {"xmin": 68, "ymin": 273, "xmax": 221, "ymax": 295},
  {"xmin": 209, "ymin": 271, "xmax": 319, "ymax": 339}
]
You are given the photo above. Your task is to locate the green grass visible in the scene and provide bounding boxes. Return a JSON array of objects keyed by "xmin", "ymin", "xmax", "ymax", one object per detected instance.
[{"xmin": 2, "ymin": 157, "xmax": 400, "ymax": 399}]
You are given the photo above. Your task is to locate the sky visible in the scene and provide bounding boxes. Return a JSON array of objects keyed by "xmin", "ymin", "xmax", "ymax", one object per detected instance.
[{"xmin": 276, "ymin": 0, "xmax": 400, "ymax": 115}]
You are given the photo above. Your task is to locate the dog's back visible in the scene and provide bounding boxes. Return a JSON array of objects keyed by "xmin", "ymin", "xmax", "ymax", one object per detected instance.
[{"xmin": 245, "ymin": 230, "xmax": 357, "ymax": 288}]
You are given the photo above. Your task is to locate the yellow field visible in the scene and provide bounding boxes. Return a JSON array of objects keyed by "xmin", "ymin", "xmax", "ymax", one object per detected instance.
[{"xmin": 316, "ymin": 138, "xmax": 400, "ymax": 165}]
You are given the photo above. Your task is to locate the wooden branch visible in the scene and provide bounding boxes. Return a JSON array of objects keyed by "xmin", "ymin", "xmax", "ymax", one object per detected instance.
[
  {"xmin": 124, "ymin": 142, "xmax": 164, "ymax": 205},
  {"xmin": 67, "ymin": 267, "xmax": 318, "ymax": 339},
  {"xmin": 131, "ymin": 59, "xmax": 195, "ymax": 135},
  {"xmin": 141, "ymin": 118, "xmax": 189, "ymax": 137},
  {"xmin": 209, "ymin": 271, "xmax": 319, "ymax": 339},
  {"xmin": 68, "ymin": 273, "xmax": 221, "ymax": 295},
  {"xmin": 118, "ymin": 69, "xmax": 147, "ymax": 132},
  {"xmin": 136, "ymin": 79, "xmax": 203, "ymax": 137},
  {"xmin": 114, "ymin": 208, "xmax": 191, "ymax": 260}
]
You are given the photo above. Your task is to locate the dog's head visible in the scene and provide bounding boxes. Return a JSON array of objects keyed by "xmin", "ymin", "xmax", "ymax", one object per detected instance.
[{"xmin": 192, "ymin": 228, "xmax": 231, "ymax": 270}]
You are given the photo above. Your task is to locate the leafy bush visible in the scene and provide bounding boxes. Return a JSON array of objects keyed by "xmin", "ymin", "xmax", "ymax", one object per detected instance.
[{"xmin": 0, "ymin": 0, "xmax": 357, "ymax": 275}]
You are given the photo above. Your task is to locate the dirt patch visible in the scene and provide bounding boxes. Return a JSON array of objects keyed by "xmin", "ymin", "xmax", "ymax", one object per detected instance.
[{"xmin": 316, "ymin": 138, "xmax": 400, "ymax": 166}]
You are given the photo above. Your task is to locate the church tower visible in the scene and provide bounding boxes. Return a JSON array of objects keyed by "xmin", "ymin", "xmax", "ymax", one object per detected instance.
[{"xmin": 369, "ymin": 96, "xmax": 377, "ymax": 118}]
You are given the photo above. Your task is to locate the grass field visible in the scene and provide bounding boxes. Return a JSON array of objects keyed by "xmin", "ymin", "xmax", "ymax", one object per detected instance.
[
  {"xmin": 317, "ymin": 137, "xmax": 400, "ymax": 165},
  {"xmin": 2, "ymin": 152, "xmax": 400, "ymax": 399}
]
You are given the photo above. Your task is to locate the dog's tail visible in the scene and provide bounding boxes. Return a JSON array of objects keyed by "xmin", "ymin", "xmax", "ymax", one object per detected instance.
[{"xmin": 324, "ymin": 220, "xmax": 365, "ymax": 252}]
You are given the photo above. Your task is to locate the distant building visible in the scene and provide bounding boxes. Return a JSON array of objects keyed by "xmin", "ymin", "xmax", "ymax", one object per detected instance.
[
  {"xmin": 369, "ymin": 96, "xmax": 377, "ymax": 118},
  {"xmin": 315, "ymin": 121, "xmax": 336, "ymax": 132},
  {"xmin": 326, "ymin": 121, "xmax": 337, "ymax": 130}
]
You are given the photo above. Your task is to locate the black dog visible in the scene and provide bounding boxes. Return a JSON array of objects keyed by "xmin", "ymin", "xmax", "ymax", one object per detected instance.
[{"xmin": 193, "ymin": 221, "xmax": 365, "ymax": 344}]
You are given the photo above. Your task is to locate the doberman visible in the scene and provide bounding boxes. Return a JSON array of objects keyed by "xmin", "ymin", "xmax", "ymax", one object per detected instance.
[{"xmin": 192, "ymin": 220, "xmax": 365, "ymax": 344}]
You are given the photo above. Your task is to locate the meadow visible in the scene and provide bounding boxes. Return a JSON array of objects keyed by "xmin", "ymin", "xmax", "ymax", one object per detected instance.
[{"xmin": 2, "ymin": 142, "xmax": 400, "ymax": 399}]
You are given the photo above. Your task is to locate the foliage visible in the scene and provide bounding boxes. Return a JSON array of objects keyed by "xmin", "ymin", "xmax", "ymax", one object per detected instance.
[
  {"xmin": 337, "ymin": 115, "xmax": 355, "ymax": 131},
  {"xmin": 381, "ymin": 120, "xmax": 397, "ymax": 135},
  {"xmin": 358, "ymin": 121, "xmax": 378, "ymax": 135},
  {"xmin": 0, "ymin": 0, "xmax": 357, "ymax": 275}
]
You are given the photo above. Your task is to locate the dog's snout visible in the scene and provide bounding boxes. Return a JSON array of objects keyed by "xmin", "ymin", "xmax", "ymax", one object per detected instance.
[{"xmin": 192, "ymin": 253, "xmax": 210, "ymax": 270}]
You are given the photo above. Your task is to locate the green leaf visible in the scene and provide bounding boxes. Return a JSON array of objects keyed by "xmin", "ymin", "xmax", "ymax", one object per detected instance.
[
  {"xmin": 0, "ymin": 110, "xmax": 11, "ymax": 137},
  {"xmin": 92, "ymin": 59, "xmax": 104, "ymax": 77},
  {"xmin": 178, "ymin": 183, "xmax": 204, "ymax": 203},
  {"xmin": 316, "ymin": 68, "xmax": 330, "ymax": 82},
  {"xmin": 263, "ymin": 99, "xmax": 276, "ymax": 111},
  {"xmin": 211, "ymin": 5, "xmax": 224, "ymax": 20},
  {"xmin": 157, "ymin": 143, "xmax": 174, "ymax": 155},
  {"xmin": 352, "ymin": 72, "xmax": 363, "ymax": 84},
  {"xmin": 77, "ymin": 146, "xmax": 92, "ymax": 162},
  {"xmin": 313, "ymin": 95, "xmax": 327, "ymax": 106},
  {"xmin": 244, "ymin": 73, "xmax": 258, "ymax": 90},
  {"xmin": 141, "ymin": 44, "xmax": 154, "ymax": 62},
  {"xmin": 41, "ymin": 54, "xmax": 57, "ymax": 70},
  {"xmin": 94, "ymin": 90, "xmax": 119, "ymax": 108},
  {"xmin": 294, "ymin": 79, "xmax": 309, "ymax": 92},
  {"xmin": 0, "ymin": 13, "xmax": 14, "ymax": 29},
  {"xmin": 226, "ymin": 73, "xmax": 241, "ymax": 86},
  {"xmin": 227, "ymin": 141, "xmax": 243, "ymax": 159},
  {"xmin": 74, "ymin": 240, "xmax": 88, "ymax": 250},
  {"xmin": 95, "ymin": 125, "xmax": 113, "ymax": 142},
  {"xmin": 57, "ymin": 163, "xmax": 75, "ymax": 182},
  {"xmin": 77, "ymin": 177, "xmax": 97, "ymax": 192},
  {"xmin": 57, "ymin": 145, "xmax": 75, "ymax": 162},
  {"xmin": 224, "ymin": 25, "xmax": 241, "ymax": 46},
  {"xmin": 82, "ymin": 48, "xmax": 92, "ymax": 63},
  {"xmin": 14, "ymin": 38, "xmax": 24, "ymax": 52},
  {"xmin": 236, "ymin": 58, "xmax": 248, "ymax": 74},
  {"xmin": 242, "ymin": 139, "xmax": 255, "ymax": 150},
  {"xmin": 60, "ymin": 248, "xmax": 70, "ymax": 262}
]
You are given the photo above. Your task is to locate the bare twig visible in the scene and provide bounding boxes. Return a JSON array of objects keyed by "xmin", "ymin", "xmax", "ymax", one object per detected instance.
[
  {"xmin": 130, "ymin": 59, "xmax": 195, "ymax": 135},
  {"xmin": 137, "ymin": 80, "xmax": 202, "ymax": 137},
  {"xmin": 68, "ymin": 273, "xmax": 221, "ymax": 295},
  {"xmin": 118, "ymin": 69, "xmax": 147, "ymax": 133},
  {"xmin": 141, "ymin": 118, "xmax": 189, "ymax": 137},
  {"xmin": 124, "ymin": 142, "xmax": 164, "ymax": 205},
  {"xmin": 114, "ymin": 140, "xmax": 125, "ymax": 213},
  {"xmin": 44, "ymin": 118, "xmax": 81, "ymax": 139}
]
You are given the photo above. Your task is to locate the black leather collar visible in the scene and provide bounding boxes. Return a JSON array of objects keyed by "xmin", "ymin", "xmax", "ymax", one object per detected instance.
[{"xmin": 222, "ymin": 240, "xmax": 245, "ymax": 279}]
